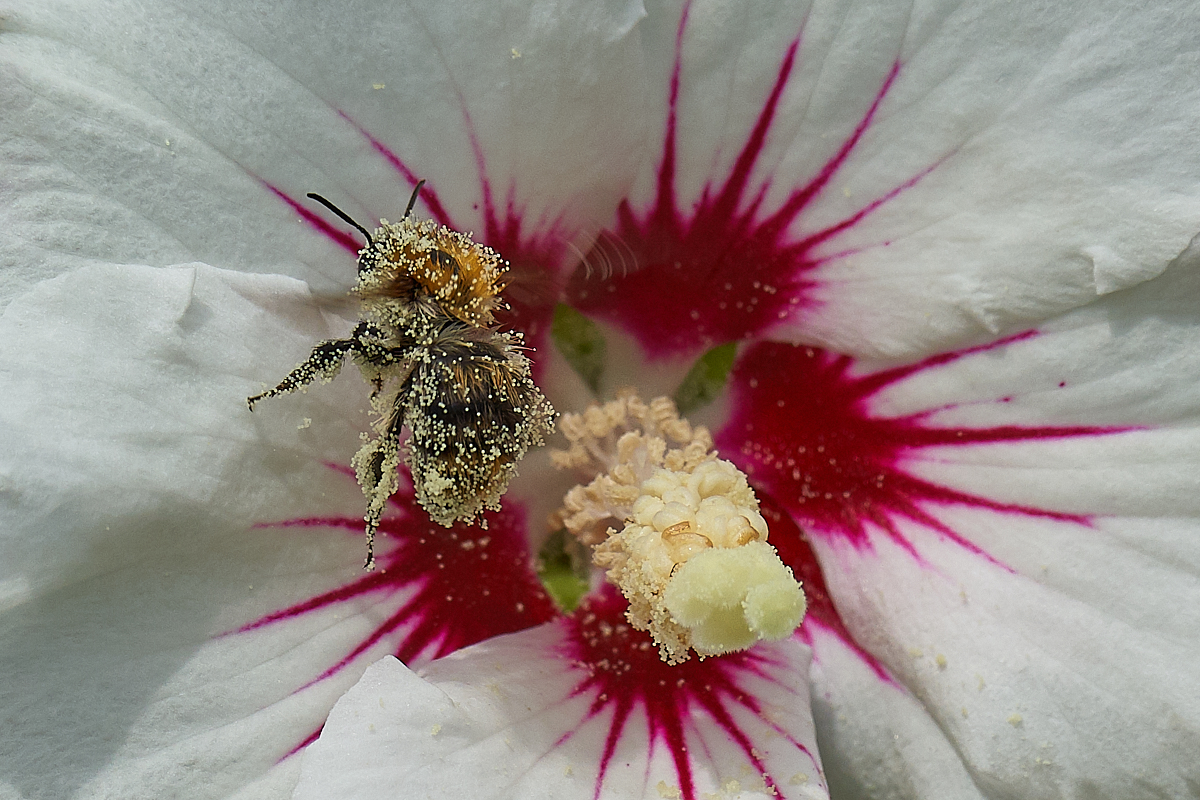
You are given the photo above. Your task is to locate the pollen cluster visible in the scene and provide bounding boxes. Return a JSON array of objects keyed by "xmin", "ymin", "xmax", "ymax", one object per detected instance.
[{"xmin": 553, "ymin": 392, "xmax": 806, "ymax": 664}]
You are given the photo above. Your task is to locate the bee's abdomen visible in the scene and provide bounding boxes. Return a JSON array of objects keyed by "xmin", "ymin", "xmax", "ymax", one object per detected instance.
[{"xmin": 404, "ymin": 331, "xmax": 554, "ymax": 526}]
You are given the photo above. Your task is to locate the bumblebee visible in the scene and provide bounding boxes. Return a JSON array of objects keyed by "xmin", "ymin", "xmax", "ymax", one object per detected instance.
[{"xmin": 249, "ymin": 183, "xmax": 555, "ymax": 569}]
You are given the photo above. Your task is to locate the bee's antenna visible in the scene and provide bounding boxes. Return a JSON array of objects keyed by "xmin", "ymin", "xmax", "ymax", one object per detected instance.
[
  {"xmin": 307, "ymin": 193, "xmax": 374, "ymax": 246},
  {"xmin": 403, "ymin": 180, "xmax": 426, "ymax": 218}
]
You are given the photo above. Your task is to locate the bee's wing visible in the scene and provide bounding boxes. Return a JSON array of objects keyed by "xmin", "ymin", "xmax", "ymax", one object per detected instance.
[
  {"xmin": 498, "ymin": 229, "xmax": 638, "ymax": 337},
  {"xmin": 569, "ymin": 227, "xmax": 639, "ymax": 282},
  {"xmin": 304, "ymin": 289, "xmax": 361, "ymax": 319}
]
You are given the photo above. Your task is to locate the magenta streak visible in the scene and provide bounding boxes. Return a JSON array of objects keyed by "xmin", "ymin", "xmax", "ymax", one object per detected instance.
[
  {"xmin": 818, "ymin": 459, "xmax": 1092, "ymax": 569},
  {"xmin": 593, "ymin": 693, "xmax": 639, "ymax": 800},
  {"xmin": 230, "ymin": 463, "xmax": 557, "ymax": 764},
  {"xmin": 797, "ymin": 620, "xmax": 840, "ymax": 656},
  {"xmin": 800, "ymin": 617, "xmax": 893, "ymax": 685},
  {"xmin": 791, "ymin": 157, "xmax": 941, "ymax": 258},
  {"xmin": 298, "ymin": 591, "xmax": 434, "ymax": 690},
  {"xmin": 234, "ymin": 542, "xmax": 446, "ymax": 690},
  {"xmin": 646, "ymin": 0, "xmax": 689, "ymax": 230},
  {"xmin": 850, "ymin": 330, "xmax": 1040, "ymax": 395},
  {"xmin": 651, "ymin": 694, "xmax": 697, "ymax": 800},
  {"xmin": 566, "ymin": 32, "xmax": 933, "ymax": 357},
  {"xmin": 710, "ymin": 40, "xmax": 799, "ymax": 229},
  {"xmin": 339, "ymin": 99, "xmax": 564, "ymax": 282},
  {"xmin": 236, "ymin": 506, "xmax": 555, "ymax": 659},
  {"xmin": 231, "ymin": 570, "xmax": 448, "ymax": 689},
  {"xmin": 757, "ymin": 494, "xmax": 895, "ymax": 684},
  {"xmin": 335, "ymin": 112, "xmax": 455, "ymax": 227},
  {"xmin": 561, "ymin": 589, "xmax": 821, "ymax": 800},
  {"xmin": 758, "ymin": 62, "xmax": 900, "ymax": 246},
  {"xmin": 720, "ymin": 335, "xmax": 1132, "ymax": 566},
  {"xmin": 266, "ymin": 122, "xmax": 490, "ymax": 257},
  {"xmin": 688, "ymin": 687, "xmax": 776, "ymax": 795},
  {"xmin": 339, "ymin": 109, "xmax": 534, "ymax": 267},
  {"xmin": 283, "ymin": 727, "xmax": 323, "ymax": 760},
  {"xmin": 715, "ymin": 336, "xmax": 1138, "ymax": 682},
  {"xmin": 232, "ymin": 558, "xmax": 396, "ymax": 633},
  {"xmin": 263, "ymin": 181, "xmax": 362, "ymax": 254}
]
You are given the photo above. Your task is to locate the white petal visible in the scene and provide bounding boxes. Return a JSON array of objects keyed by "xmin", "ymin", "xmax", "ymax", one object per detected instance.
[
  {"xmin": 0, "ymin": 264, "xmax": 421, "ymax": 797},
  {"xmin": 808, "ymin": 626, "xmax": 988, "ymax": 800},
  {"xmin": 876, "ymin": 235, "xmax": 1200, "ymax": 517},
  {"xmin": 0, "ymin": 263, "xmax": 368, "ymax": 588},
  {"xmin": 816, "ymin": 526, "xmax": 1200, "ymax": 799},
  {"xmin": 650, "ymin": 0, "xmax": 1200, "ymax": 357},
  {"xmin": 808, "ymin": 250, "xmax": 1200, "ymax": 797},
  {"xmin": 0, "ymin": 0, "xmax": 651, "ymax": 303},
  {"xmin": 295, "ymin": 619, "xmax": 829, "ymax": 800}
]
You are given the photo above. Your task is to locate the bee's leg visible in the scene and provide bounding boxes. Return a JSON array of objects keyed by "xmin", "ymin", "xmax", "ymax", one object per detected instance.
[
  {"xmin": 247, "ymin": 338, "xmax": 357, "ymax": 410},
  {"xmin": 247, "ymin": 322, "xmax": 383, "ymax": 410},
  {"xmin": 355, "ymin": 384, "xmax": 413, "ymax": 570},
  {"xmin": 356, "ymin": 348, "xmax": 414, "ymax": 401}
]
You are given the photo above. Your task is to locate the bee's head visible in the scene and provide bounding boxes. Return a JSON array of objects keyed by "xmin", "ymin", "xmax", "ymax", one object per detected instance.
[{"xmin": 308, "ymin": 182, "xmax": 510, "ymax": 328}]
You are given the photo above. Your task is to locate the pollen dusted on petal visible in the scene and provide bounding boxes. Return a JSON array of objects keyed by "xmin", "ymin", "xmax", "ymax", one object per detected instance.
[{"xmin": 552, "ymin": 392, "xmax": 806, "ymax": 664}]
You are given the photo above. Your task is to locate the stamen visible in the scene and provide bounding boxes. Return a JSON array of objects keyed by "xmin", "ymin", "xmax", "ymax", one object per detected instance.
[{"xmin": 553, "ymin": 392, "xmax": 806, "ymax": 664}]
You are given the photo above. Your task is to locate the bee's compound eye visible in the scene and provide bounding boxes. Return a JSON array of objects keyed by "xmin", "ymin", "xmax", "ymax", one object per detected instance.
[{"xmin": 431, "ymin": 249, "xmax": 460, "ymax": 272}]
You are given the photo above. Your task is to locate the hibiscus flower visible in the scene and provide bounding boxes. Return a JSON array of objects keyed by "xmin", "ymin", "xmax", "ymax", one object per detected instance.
[{"xmin": 3, "ymin": 0, "xmax": 1200, "ymax": 799}]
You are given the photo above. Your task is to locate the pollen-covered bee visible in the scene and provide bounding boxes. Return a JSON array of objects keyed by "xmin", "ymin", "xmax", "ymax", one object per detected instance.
[{"xmin": 249, "ymin": 182, "xmax": 555, "ymax": 569}]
